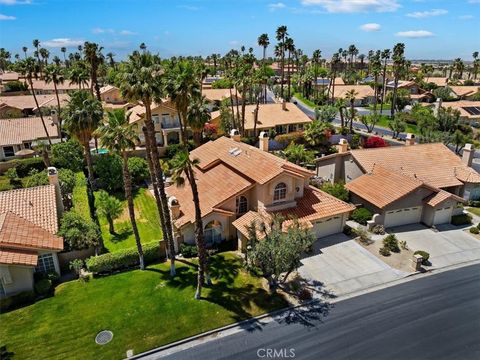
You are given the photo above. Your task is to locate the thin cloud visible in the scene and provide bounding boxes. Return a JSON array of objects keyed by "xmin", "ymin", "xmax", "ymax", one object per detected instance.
[
  {"xmin": 0, "ymin": 0, "xmax": 31, "ymax": 4},
  {"xmin": 0, "ymin": 13, "xmax": 16, "ymax": 20},
  {"xmin": 360, "ymin": 23, "xmax": 381, "ymax": 31},
  {"xmin": 396, "ymin": 30, "xmax": 434, "ymax": 38},
  {"xmin": 178, "ymin": 5, "xmax": 199, "ymax": 11},
  {"xmin": 268, "ymin": 2, "xmax": 286, "ymax": 11},
  {"xmin": 92, "ymin": 28, "xmax": 115, "ymax": 34},
  {"xmin": 468, "ymin": 0, "xmax": 480, "ymax": 4},
  {"xmin": 406, "ymin": 9, "xmax": 447, "ymax": 18},
  {"xmin": 301, "ymin": 0, "xmax": 400, "ymax": 13},
  {"xmin": 42, "ymin": 38, "xmax": 85, "ymax": 48},
  {"xmin": 119, "ymin": 30, "xmax": 137, "ymax": 36}
]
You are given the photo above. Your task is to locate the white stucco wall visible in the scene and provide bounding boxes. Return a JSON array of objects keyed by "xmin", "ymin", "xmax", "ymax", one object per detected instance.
[{"xmin": 0, "ymin": 265, "xmax": 34, "ymax": 297}]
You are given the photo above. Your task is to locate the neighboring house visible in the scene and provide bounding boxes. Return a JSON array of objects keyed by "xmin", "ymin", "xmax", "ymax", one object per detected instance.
[
  {"xmin": 165, "ymin": 135, "xmax": 354, "ymax": 251},
  {"xmin": 424, "ymin": 77, "xmax": 448, "ymax": 87},
  {"xmin": 0, "ymin": 94, "xmax": 70, "ymax": 117},
  {"xmin": 270, "ymin": 62, "xmax": 297, "ymax": 77},
  {"xmin": 331, "ymin": 85, "xmax": 376, "ymax": 106},
  {"xmin": 128, "ymin": 100, "xmax": 183, "ymax": 155},
  {"xmin": 210, "ymin": 102, "xmax": 312, "ymax": 137},
  {"xmin": 202, "ymin": 88, "xmax": 239, "ymax": 110},
  {"xmin": 386, "ymin": 80, "xmax": 420, "ymax": 95},
  {"xmin": 449, "ymin": 86, "xmax": 480, "ymax": 100},
  {"xmin": 100, "ymin": 85, "xmax": 125, "ymax": 104},
  {"xmin": 410, "ymin": 92, "xmax": 435, "ymax": 104},
  {"xmin": 425, "ymin": 100, "xmax": 480, "ymax": 124},
  {"xmin": 0, "ymin": 116, "xmax": 60, "ymax": 161},
  {"xmin": 29, "ymin": 79, "xmax": 90, "ymax": 95},
  {"xmin": 0, "ymin": 71, "xmax": 21, "ymax": 83},
  {"xmin": 0, "ymin": 169, "xmax": 64, "ymax": 298},
  {"xmin": 202, "ymin": 76, "xmax": 222, "ymax": 89},
  {"xmin": 316, "ymin": 140, "xmax": 479, "ymax": 228}
]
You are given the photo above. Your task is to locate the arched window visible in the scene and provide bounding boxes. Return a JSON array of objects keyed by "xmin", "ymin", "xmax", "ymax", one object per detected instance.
[
  {"xmin": 236, "ymin": 196, "xmax": 248, "ymax": 214},
  {"xmin": 204, "ymin": 220, "xmax": 223, "ymax": 245},
  {"xmin": 274, "ymin": 182, "xmax": 287, "ymax": 201}
]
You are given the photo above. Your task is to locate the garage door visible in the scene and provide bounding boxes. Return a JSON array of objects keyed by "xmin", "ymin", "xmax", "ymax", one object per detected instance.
[
  {"xmin": 433, "ymin": 206, "xmax": 453, "ymax": 225},
  {"xmin": 312, "ymin": 216, "xmax": 343, "ymax": 239},
  {"xmin": 384, "ymin": 207, "xmax": 422, "ymax": 228}
]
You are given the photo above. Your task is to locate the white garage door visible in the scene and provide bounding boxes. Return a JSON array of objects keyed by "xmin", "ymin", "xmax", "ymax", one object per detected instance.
[
  {"xmin": 384, "ymin": 207, "xmax": 422, "ymax": 228},
  {"xmin": 433, "ymin": 206, "xmax": 453, "ymax": 225},
  {"xmin": 312, "ymin": 216, "xmax": 343, "ymax": 239}
]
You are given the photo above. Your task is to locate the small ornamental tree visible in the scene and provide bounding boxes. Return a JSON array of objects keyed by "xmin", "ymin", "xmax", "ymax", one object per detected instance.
[
  {"xmin": 246, "ymin": 216, "xmax": 315, "ymax": 292},
  {"xmin": 51, "ymin": 140, "xmax": 85, "ymax": 172},
  {"xmin": 58, "ymin": 211, "xmax": 101, "ymax": 250},
  {"xmin": 364, "ymin": 136, "xmax": 388, "ymax": 148},
  {"xmin": 320, "ymin": 182, "xmax": 349, "ymax": 201},
  {"xmin": 96, "ymin": 190, "xmax": 123, "ymax": 234}
]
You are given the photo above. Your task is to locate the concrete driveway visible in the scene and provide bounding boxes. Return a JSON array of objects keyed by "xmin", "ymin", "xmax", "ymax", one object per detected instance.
[
  {"xmin": 298, "ymin": 234, "xmax": 407, "ymax": 296},
  {"xmin": 389, "ymin": 224, "xmax": 480, "ymax": 268}
]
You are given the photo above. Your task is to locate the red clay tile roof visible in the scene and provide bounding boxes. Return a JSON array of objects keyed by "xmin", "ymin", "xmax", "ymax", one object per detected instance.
[
  {"xmin": 0, "ymin": 94, "xmax": 70, "ymax": 110},
  {"xmin": 0, "ymin": 212, "xmax": 63, "ymax": 251},
  {"xmin": 345, "ymin": 165, "xmax": 424, "ymax": 209},
  {"xmin": 0, "ymin": 116, "xmax": 60, "ymax": 146},
  {"xmin": 350, "ymin": 143, "xmax": 478, "ymax": 189},
  {"xmin": 0, "ymin": 248, "xmax": 38, "ymax": 267},
  {"xmin": 0, "ymin": 185, "xmax": 59, "ymax": 233},
  {"xmin": 191, "ymin": 136, "xmax": 313, "ymax": 185},
  {"xmin": 423, "ymin": 190, "xmax": 464, "ymax": 207}
]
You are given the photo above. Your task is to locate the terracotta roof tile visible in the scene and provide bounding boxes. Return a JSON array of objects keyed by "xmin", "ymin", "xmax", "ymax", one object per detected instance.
[
  {"xmin": 0, "ymin": 248, "xmax": 38, "ymax": 267},
  {"xmin": 0, "ymin": 185, "xmax": 59, "ymax": 233},
  {"xmin": 0, "ymin": 94, "xmax": 70, "ymax": 110},
  {"xmin": 423, "ymin": 190, "xmax": 464, "ymax": 207},
  {"xmin": 333, "ymin": 85, "xmax": 375, "ymax": 99},
  {"xmin": 0, "ymin": 116, "xmax": 59, "ymax": 146}
]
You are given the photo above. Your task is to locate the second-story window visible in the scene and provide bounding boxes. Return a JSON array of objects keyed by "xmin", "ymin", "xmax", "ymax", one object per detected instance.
[
  {"xmin": 236, "ymin": 196, "xmax": 248, "ymax": 214},
  {"xmin": 273, "ymin": 182, "xmax": 287, "ymax": 201},
  {"xmin": 152, "ymin": 115, "xmax": 160, "ymax": 125}
]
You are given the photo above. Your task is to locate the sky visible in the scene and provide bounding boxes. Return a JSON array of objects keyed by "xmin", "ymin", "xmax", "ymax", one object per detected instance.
[{"xmin": 0, "ymin": 0, "xmax": 479, "ymax": 61}]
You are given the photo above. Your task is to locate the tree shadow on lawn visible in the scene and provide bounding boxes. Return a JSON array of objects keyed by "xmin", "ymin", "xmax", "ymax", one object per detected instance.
[{"xmin": 107, "ymin": 227, "xmax": 133, "ymax": 243}]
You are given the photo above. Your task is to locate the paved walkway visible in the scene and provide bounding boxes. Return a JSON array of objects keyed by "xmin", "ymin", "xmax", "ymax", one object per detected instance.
[{"xmin": 298, "ymin": 234, "xmax": 407, "ymax": 296}]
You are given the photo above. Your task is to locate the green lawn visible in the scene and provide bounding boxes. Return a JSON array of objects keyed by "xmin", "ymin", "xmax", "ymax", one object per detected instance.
[
  {"xmin": 0, "ymin": 253, "xmax": 287, "ymax": 360},
  {"xmin": 293, "ymin": 92, "xmax": 316, "ymax": 108},
  {"xmin": 72, "ymin": 172, "xmax": 91, "ymax": 220},
  {"xmin": 466, "ymin": 207, "xmax": 480, "ymax": 216},
  {"xmin": 367, "ymin": 103, "xmax": 391, "ymax": 110},
  {"xmin": 375, "ymin": 116, "xmax": 419, "ymax": 135},
  {"xmin": 98, "ymin": 188, "xmax": 163, "ymax": 252}
]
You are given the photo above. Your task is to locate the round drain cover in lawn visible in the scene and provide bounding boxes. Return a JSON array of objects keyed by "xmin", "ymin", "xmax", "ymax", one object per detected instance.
[{"xmin": 95, "ymin": 330, "xmax": 113, "ymax": 345}]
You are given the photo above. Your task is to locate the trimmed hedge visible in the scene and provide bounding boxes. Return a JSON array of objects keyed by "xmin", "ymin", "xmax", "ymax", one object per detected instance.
[
  {"xmin": 451, "ymin": 214, "xmax": 472, "ymax": 226},
  {"xmin": 6, "ymin": 157, "xmax": 45, "ymax": 177},
  {"xmin": 470, "ymin": 226, "xmax": 479, "ymax": 234},
  {"xmin": 86, "ymin": 242, "xmax": 164, "ymax": 274},
  {"xmin": 0, "ymin": 291, "xmax": 36, "ymax": 313},
  {"xmin": 414, "ymin": 250, "xmax": 430, "ymax": 265},
  {"xmin": 180, "ymin": 243, "xmax": 198, "ymax": 258},
  {"xmin": 350, "ymin": 208, "xmax": 373, "ymax": 225}
]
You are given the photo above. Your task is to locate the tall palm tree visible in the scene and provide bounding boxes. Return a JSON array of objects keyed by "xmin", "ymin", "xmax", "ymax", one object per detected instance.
[
  {"xmin": 83, "ymin": 42, "xmax": 103, "ymax": 100},
  {"xmin": 345, "ymin": 89, "xmax": 358, "ymax": 133},
  {"xmin": 391, "ymin": 43, "xmax": 405, "ymax": 119},
  {"xmin": 329, "ymin": 53, "xmax": 341, "ymax": 103},
  {"xmin": 257, "ymin": 33, "xmax": 270, "ymax": 103},
  {"xmin": 68, "ymin": 61, "xmax": 90, "ymax": 89},
  {"xmin": 16, "ymin": 58, "xmax": 52, "ymax": 145},
  {"xmin": 106, "ymin": 52, "xmax": 115, "ymax": 67},
  {"xmin": 380, "ymin": 49, "xmax": 391, "ymax": 114},
  {"xmin": 44, "ymin": 64, "xmax": 65, "ymax": 139},
  {"xmin": 473, "ymin": 51, "xmax": 479, "ymax": 80},
  {"xmin": 312, "ymin": 49, "xmax": 321, "ymax": 99},
  {"xmin": 61, "ymin": 47, "xmax": 67, "ymax": 63},
  {"xmin": 139, "ymin": 42, "xmax": 147, "ymax": 53},
  {"xmin": 187, "ymin": 95, "xmax": 211, "ymax": 147},
  {"xmin": 22, "ymin": 46, "xmax": 28, "ymax": 59},
  {"xmin": 32, "ymin": 39, "xmax": 40, "ymax": 65},
  {"xmin": 118, "ymin": 50, "xmax": 176, "ymax": 276},
  {"xmin": 275, "ymin": 25, "xmax": 288, "ymax": 98},
  {"xmin": 95, "ymin": 109, "xmax": 146, "ymax": 269},
  {"xmin": 370, "ymin": 51, "xmax": 382, "ymax": 114},
  {"xmin": 63, "ymin": 90, "xmax": 103, "ymax": 186},
  {"xmin": 285, "ymin": 37, "xmax": 295, "ymax": 100}
]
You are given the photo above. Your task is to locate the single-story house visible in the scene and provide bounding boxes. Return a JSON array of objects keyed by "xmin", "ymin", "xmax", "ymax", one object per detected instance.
[
  {"xmin": 0, "ymin": 94, "xmax": 70, "ymax": 118},
  {"xmin": 0, "ymin": 116, "xmax": 60, "ymax": 161},
  {"xmin": 332, "ymin": 85, "xmax": 376, "ymax": 106},
  {"xmin": 386, "ymin": 80, "xmax": 420, "ymax": 95},
  {"xmin": 202, "ymin": 88, "xmax": 240, "ymax": 110},
  {"xmin": 0, "ymin": 169, "xmax": 64, "ymax": 298},
  {"xmin": 165, "ymin": 134, "xmax": 355, "ymax": 251},
  {"xmin": 29, "ymin": 79, "xmax": 90, "ymax": 95},
  {"xmin": 449, "ymin": 86, "xmax": 480, "ymax": 100},
  {"xmin": 316, "ymin": 139, "xmax": 479, "ymax": 228},
  {"xmin": 425, "ymin": 100, "xmax": 480, "ymax": 124}
]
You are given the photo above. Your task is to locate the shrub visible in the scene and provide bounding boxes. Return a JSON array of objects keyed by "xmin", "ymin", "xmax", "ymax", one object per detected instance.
[
  {"xmin": 34, "ymin": 278, "xmax": 52, "ymax": 296},
  {"xmin": 353, "ymin": 227, "xmax": 373, "ymax": 244},
  {"xmin": 128, "ymin": 157, "xmax": 149, "ymax": 185},
  {"xmin": 400, "ymin": 240, "xmax": 408, "ymax": 250},
  {"xmin": 383, "ymin": 234, "xmax": 400, "ymax": 253},
  {"xmin": 470, "ymin": 227, "xmax": 479, "ymax": 234},
  {"xmin": 86, "ymin": 242, "xmax": 163, "ymax": 273},
  {"xmin": 0, "ymin": 291, "xmax": 36, "ymax": 312},
  {"xmin": 51, "ymin": 140, "xmax": 84, "ymax": 172},
  {"xmin": 3, "ymin": 80, "xmax": 28, "ymax": 92},
  {"xmin": 7, "ymin": 157, "xmax": 45, "ymax": 177},
  {"xmin": 274, "ymin": 131, "xmax": 305, "ymax": 145},
  {"xmin": 379, "ymin": 246, "xmax": 391, "ymax": 256},
  {"xmin": 180, "ymin": 243, "xmax": 198, "ymax": 258},
  {"xmin": 94, "ymin": 154, "xmax": 123, "ymax": 192},
  {"xmin": 164, "ymin": 142, "xmax": 195, "ymax": 159},
  {"xmin": 343, "ymin": 224, "xmax": 353, "ymax": 236},
  {"xmin": 320, "ymin": 182, "xmax": 349, "ymax": 201},
  {"xmin": 414, "ymin": 250, "xmax": 430, "ymax": 265},
  {"xmin": 371, "ymin": 225, "xmax": 385, "ymax": 235},
  {"xmin": 364, "ymin": 136, "xmax": 388, "ymax": 149},
  {"xmin": 468, "ymin": 200, "xmax": 480, "ymax": 207},
  {"xmin": 451, "ymin": 213, "xmax": 472, "ymax": 226},
  {"xmin": 69, "ymin": 259, "xmax": 84, "ymax": 277},
  {"xmin": 350, "ymin": 208, "xmax": 373, "ymax": 225},
  {"xmin": 58, "ymin": 211, "xmax": 101, "ymax": 250},
  {"xmin": 4, "ymin": 168, "xmax": 21, "ymax": 189},
  {"xmin": 24, "ymin": 169, "xmax": 48, "ymax": 188}
]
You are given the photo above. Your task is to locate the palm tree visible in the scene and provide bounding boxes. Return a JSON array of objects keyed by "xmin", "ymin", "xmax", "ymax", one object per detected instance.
[
  {"xmin": 391, "ymin": 43, "xmax": 405, "ymax": 119},
  {"xmin": 335, "ymin": 98, "xmax": 347, "ymax": 128},
  {"xmin": 32, "ymin": 39, "xmax": 40, "ymax": 65},
  {"xmin": 139, "ymin": 43, "xmax": 147, "ymax": 53},
  {"xmin": 370, "ymin": 51, "xmax": 382, "ymax": 113},
  {"xmin": 96, "ymin": 190, "xmax": 123, "ymax": 234},
  {"xmin": 22, "ymin": 46, "xmax": 28, "ymax": 59},
  {"xmin": 39, "ymin": 48, "xmax": 49, "ymax": 67},
  {"xmin": 63, "ymin": 90, "xmax": 103, "ymax": 187},
  {"xmin": 187, "ymin": 95, "xmax": 211, "ymax": 147},
  {"xmin": 68, "ymin": 61, "xmax": 90, "ymax": 89},
  {"xmin": 257, "ymin": 33, "xmax": 270, "ymax": 103},
  {"xmin": 285, "ymin": 37, "xmax": 295, "ymax": 100},
  {"xmin": 329, "ymin": 53, "xmax": 341, "ymax": 103},
  {"xmin": 83, "ymin": 42, "xmax": 103, "ymax": 100},
  {"xmin": 106, "ymin": 52, "xmax": 115, "ymax": 67},
  {"xmin": 276, "ymin": 25, "xmax": 288, "ymax": 98},
  {"xmin": 169, "ymin": 149, "xmax": 208, "ymax": 299},
  {"xmin": 16, "ymin": 58, "xmax": 52, "ymax": 145},
  {"xmin": 61, "ymin": 47, "xmax": 67, "ymax": 63},
  {"xmin": 118, "ymin": 50, "xmax": 176, "ymax": 276},
  {"xmin": 95, "ymin": 109, "xmax": 146, "ymax": 269},
  {"xmin": 380, "ymin": 49, "xmax": 391, "ymax": 114},
  {"xmin": 345, "ymin": 89, "xmax": 358, "ymax": 133},
  {"xmin": 44, "ymin": 64, "xmax": 65, "ymax": 139}
]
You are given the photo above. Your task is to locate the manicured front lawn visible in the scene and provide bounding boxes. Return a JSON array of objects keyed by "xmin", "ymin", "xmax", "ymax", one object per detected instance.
[
  {"xmin": 293, "ymin": 92, "xmax": 317, "ymax": 108},
  {"xmin": 72, "ymin": 172, "xmax": 91, "ymax": 220},
  {"xmin": 374, "ymin": 115, "xmax": 419, "ymax": 135},
  {"xmin": 0, "ymin": 253, "xmax": 287, "ymax": 360},
  {"xmin": 98, "ymin": 188, "xmax": 163, "ymax": 252},
  {"xmin": 466, "ymin": 207, "xmax": 480, "ymax": 217}
]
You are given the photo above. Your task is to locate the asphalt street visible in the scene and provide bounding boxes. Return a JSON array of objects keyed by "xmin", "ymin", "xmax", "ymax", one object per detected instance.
[{"xmin": 157, "ymin": 264, "xmax": 480, "ymax": 360}]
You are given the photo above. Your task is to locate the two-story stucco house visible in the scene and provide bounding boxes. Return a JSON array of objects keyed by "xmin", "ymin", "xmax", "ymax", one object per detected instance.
[
  {"xmin": 0, "ymin": 168, "xmax": 64, "ymax": 298},
  {"xmin": 316, "ymin": 138, "xmax": 479, "ymax": 229},
  {"xmin": 166, "ymin": 133, "xmax": 355, "ymax": 251}
]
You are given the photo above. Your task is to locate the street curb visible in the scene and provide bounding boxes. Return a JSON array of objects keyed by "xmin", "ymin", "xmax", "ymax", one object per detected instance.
[{"xmin": 128, "ymin": 258, "xmax": 480, "ymax": 359}]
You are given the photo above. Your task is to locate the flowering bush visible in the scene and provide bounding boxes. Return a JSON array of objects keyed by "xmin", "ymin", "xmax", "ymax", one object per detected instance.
[{"xmin": 364, "ymin": 136, "xmax": 388, "ymax": 148}]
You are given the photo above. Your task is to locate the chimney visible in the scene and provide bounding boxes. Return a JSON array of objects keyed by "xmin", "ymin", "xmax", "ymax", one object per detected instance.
[
  {"xmin": 168, "ymin": 196, "xmax": 181, "ymax": 220},
  {"xmin": 230, "ymin": 129, "xmax": 241, "ymax": 142},
  {"xmin": 282, "ymin": 99, "xmax": 287, "ymax": 111},
  {"xmin": 48, "ymin": 167, "xmax": 64, "ymax": 216},
  {"xmin": 462, "ymin": 143, "xmax": 475, "ymax": 167},
  {"xmin": 433, "ymin": 98, "xmax": 442, "ymax": 118},
  {"xmin": 50, "ymin": 109, "xmax": 59, "ymax": 125},
  {"xmin": 405, "ymin": 133, "xmax": 415, "ymax": 146},
  {"xmin": 337, "ymin": 138, "xmax": 348, "ymax": 153},
  {"xmin": 259, "ymin": 131, "xmax": 269, "ymax": 152}
]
